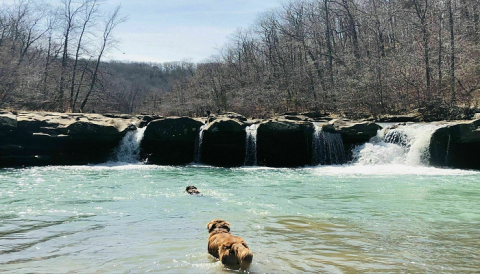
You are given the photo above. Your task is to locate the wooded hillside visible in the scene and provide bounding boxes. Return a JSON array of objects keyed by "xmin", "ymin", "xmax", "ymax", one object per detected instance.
[{"xmin": 1, "ymin": 0, "xmax": 480, "ymax": 119}]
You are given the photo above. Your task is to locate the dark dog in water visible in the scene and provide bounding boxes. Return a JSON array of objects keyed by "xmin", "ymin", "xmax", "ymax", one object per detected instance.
[
  {"xmin": 206, "ymin": 219, "xmax": 253, "ymax": 269},
  {"xmin": 186, "ymin": 185, "xmax": 200, "ymax": 195}
]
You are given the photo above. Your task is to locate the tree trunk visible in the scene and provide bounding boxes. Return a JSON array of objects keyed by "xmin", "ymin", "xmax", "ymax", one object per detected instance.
[
  {"xmin": 59, "ymin": 25, "xmax": 70, "ymax": 111},
  {"xmin": 438, "ymin": 11, "xmax": 443, "ymax": 90},
  {"xmin": 324, "ymin": 0, "xmax": 334, "ymax": 86},
  {"xmin": 448, "ymin": 0, "xmax": 455, "ymax": 105},
  {"xmin": 80, "ymin": 52, "xmax": 102, "ymax": 112},
  {"xmin": 372, "ymin": 0, "xmax": 385, "ymax": 57}
]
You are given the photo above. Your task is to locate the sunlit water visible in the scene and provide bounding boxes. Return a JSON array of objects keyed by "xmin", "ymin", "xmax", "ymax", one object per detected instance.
[{"xmin": 1, "ymin": 164, "xmax": 480, "ymax": 273}]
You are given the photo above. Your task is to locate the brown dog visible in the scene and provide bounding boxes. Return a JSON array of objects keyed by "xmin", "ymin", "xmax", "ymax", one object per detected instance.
[{"xmin": 206, "ymin": 219, "xmax": 253, "ymax": 269}]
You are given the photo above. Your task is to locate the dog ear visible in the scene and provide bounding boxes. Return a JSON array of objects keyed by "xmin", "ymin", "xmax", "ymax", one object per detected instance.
[
  {"xmin": 207, "ymin": 219, "xmax": 220, "ymax": 232},
  {"xmin": 207, "ymin": 221, "xmax": 214, "ymax": 231},
  {"xmin": 222, "ymin": 221, "xmax": 231, "ymax": 232}
]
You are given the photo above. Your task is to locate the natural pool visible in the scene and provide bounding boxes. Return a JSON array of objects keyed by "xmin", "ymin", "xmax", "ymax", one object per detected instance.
[{"xmin": 1, "ymin": 164, "xmax": 479, "ymax": 273}]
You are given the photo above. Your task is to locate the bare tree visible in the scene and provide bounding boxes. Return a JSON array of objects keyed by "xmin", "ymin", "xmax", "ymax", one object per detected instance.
[
  {"xmin": 69, "ymin": 0, "xmax": 101, "ymax": 111},
  {"xmin": 57, "ymin": 0, "xmax": 89, "ymax": 110},
  {"xmin": 447, "ymin": 0, "xmax": 455, "ymax": 105},
  {"xmin": 80, "ymin": 5, "xmax": 126, "ymax": 112}
]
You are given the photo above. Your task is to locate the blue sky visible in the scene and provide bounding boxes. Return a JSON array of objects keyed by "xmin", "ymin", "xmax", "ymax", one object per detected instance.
[{"xmin": 104, "ymin": 0, "xmax": 282, "ymax": 63}]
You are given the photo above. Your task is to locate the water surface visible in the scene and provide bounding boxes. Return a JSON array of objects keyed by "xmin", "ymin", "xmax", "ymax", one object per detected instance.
[{"xmin": 1, "ymin": 164, "xmax": 479, "ymax": 273}]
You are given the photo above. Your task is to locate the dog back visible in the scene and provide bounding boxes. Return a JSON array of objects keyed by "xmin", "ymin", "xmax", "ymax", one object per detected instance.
[
  {"xmin": 219, "ymin": 237, "xmax": 253, "ymax": 268},
  {"xmin": 206, "ymin": 219, "xmax": 253, "ymax": 269}
]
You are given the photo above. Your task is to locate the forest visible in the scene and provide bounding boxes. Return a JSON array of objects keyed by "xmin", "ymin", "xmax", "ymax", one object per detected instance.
[{"xmin": 1, "ymin": 0, "xmax": 480, "ymax": 119}]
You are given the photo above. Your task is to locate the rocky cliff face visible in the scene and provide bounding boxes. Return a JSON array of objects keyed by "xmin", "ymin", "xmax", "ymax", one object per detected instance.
[
  {"xmin": 140, "ymin": 117, "xmax": 204, "ymax": 165},
  {"xmin": 200, "ymin": 114, "xmax": 247, "ymax": 167},
  {"xmin": 322, "ymin": 119, "xmax": 381, "ymax": 144},
  {"xmin": 0, "ymin": 110, "xmax": 388, "ymax": 168},
  {"xmin": 257, "ymin": 115, "xmax": 315, "ymax": 167},
  {"xmin": 430, "ymin": 120, "xmax": 480, "ymax": 169},
  {"xmin": 321, "ymin": 118, "xmax": 381, "ymax": 161},
  {"xmin": 0, "ymin": 111, "xmax": 142, "ymax": 167}
]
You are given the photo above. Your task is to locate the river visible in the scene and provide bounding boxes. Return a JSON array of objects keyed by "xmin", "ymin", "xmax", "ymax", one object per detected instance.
[{"xmin": 1, "ymin": 123, "xmax": 479, "ymax": 273}]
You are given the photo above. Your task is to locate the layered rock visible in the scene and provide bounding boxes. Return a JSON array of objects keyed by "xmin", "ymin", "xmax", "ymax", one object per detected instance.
[
  {"xmin": 0, "ymin": 111, "xmax": 16, "ymax": 130},
  {"xmin": 322, "ymin": 119, "xmax": 381, "ymax": 143},
  {"xmin": 377, "ymin": 113, "xmax": 421, "ymax": 123},
  {"xmin": 206, "ymin": 112, "xmax": 247, "ymax": 123},
  {"xmin": 430, "ymin": 120, "xmax": 480, "ymax": 169},
  {"xmin": 257, "ymin": 115, "xmax": 314, "ymax": 167},
  {"xmin": 200, "ymin": 114, "xmax": 247, "ymax": 167},
  {"xmin": 322, "ymin": 119, "xmax": 381, "ymax": 161},
  {"xmin": 1, "ymin": 110, "xmax": 385, "ymax": 168},
  {"xmin": 0, "ymin": 111, "xmax": 141, "ymax": 167},
  {"xmin": 140, "ymin": 117, "xmax": 204, "ymax": 165}
]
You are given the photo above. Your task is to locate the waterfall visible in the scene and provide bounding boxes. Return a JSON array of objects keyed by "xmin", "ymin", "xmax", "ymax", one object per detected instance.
[
  {"xmin": 194, "ymin": 124, "xmax": 207, "ymax": 163},
  {"xmin": 445, "ymin": 134, "xmax": 451, "ymax": 166},
  {"xmin": 244, "ymin": 124, "xmax": 259, "ymax": 166},
  {"xmin": 312, "ymin": 125, "xmax": 346, "ymax": 165},
  {"xmin": 111, "ymin": 126, "xmax": 147, "ymax": 163},
  {"xmin": 352, "ymin": 123, "xmax": 445, "ymax": 166}
]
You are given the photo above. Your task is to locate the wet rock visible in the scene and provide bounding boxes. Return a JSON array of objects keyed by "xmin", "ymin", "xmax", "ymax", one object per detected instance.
[
  {"xmin": 141, "ymin": 117, "xmax": 204, "ymax": 165},
  {"xmin": 0, "ymin": 111, "xmax": 140, "ymax": 167},
  {"xmin": 200, "ymin": 116, "xmax": 246, "ymax": 167},
  {"xmin": 322, "ymin": 119, "xmax": 381, "ymax": 143},
  {"xmin": 257, "ymin": 116, "xmax": 314, "ymax": 167},
  {"xmin": 0, "ymin": 155, "xmax": 52, "ymax": 167},
  {"xmin": 430, "ymin": 120, "xmax": 480, "ymax": 169},
  {"xmin": 321, "ymin": 119, "xmax": 381, "ymax": 161},
  {"xmin": 138, "ymin": 115, "xmax": 163, "ymax": 128},
  {"xmin": 0, "ymin": 111, "xmax": 17, "ymax": 130}
]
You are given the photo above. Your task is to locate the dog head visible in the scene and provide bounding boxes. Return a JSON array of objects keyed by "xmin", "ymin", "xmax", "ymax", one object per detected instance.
[
  {"xmin": 186, "ymin": 185, "xmax": 200, "ymax": 195},
  {"xmin": 207, "ymin": 219, "xmax": 230, "ymax": 233}
]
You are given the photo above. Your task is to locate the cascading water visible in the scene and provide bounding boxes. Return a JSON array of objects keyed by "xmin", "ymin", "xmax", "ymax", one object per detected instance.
[
  {"xmin": 312, "ymin": 124, "xmax": 346, "ymax": 165},
  {"xmin": 244, "ymin": 124, "xmax": 259, "ymax": 166},
  {"xmin": 111, "ymin": 126, "xmax": 147, "ymax": 163},
  {"xmin": 444, "ymin": 134, "xmax": 451, "ymax": 166},
  {"xmin": 352, "ymin": 123, "xmax": 445, "ymax": 166},
  {"xmin": 194, "ymin": 124, "xmax": 207, "ymax": 163}
]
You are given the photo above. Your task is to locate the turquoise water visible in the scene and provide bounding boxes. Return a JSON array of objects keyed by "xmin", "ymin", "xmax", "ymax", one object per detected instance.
[{"xmin": 1, "ymin": 164, "xmax": 479, "ymax": 273}]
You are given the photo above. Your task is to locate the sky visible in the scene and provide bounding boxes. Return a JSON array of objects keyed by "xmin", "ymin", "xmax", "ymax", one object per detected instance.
[{"xmin": 101, "ymin": 0, "xmax": 282, "ymax": 63}]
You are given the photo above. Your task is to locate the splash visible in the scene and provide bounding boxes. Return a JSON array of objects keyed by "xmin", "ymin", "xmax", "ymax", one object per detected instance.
[
  {"xmin": 110, "ymin": 127, "xmax": 147, "ymax": 163},
  {"xmin": 352, "ymin": 123, "xmax": 445, "ymax": 166}
]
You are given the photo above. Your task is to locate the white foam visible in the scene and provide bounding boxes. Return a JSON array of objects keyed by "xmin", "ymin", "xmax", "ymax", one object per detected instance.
[
  {"xmin": 353, "ymin": 142, "xmax": 406, "ymax": 165},
  {"xmin": 353, "ymin": 123, "xmax": 447, "ymax": 166},
  {"xmin": 33, "ymin": 163, "xmax": 171, "ymax": 171},
  {"xmin": 307, "ymin": 164, "xmax": 479, "ymax": 176},
  {"xmin": 111, "ymin": 127, "xmax": 147, "ymax": 163}
]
